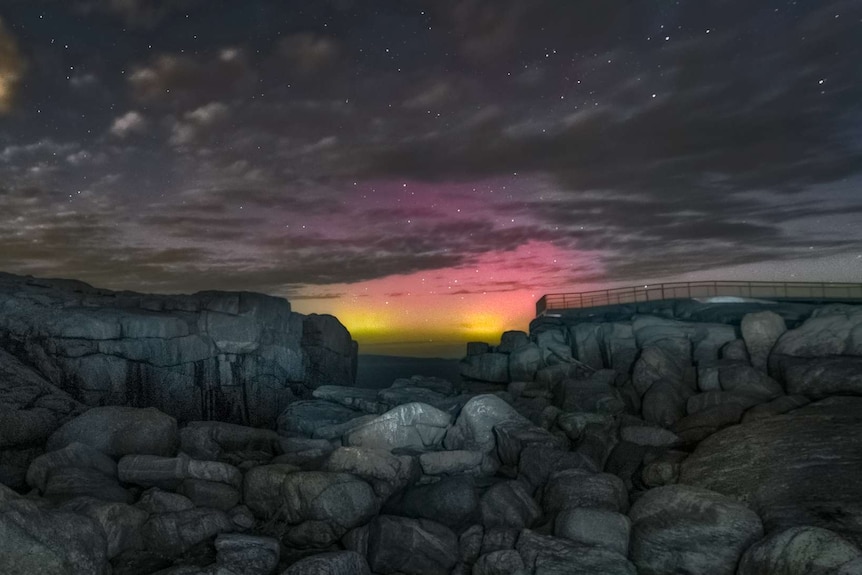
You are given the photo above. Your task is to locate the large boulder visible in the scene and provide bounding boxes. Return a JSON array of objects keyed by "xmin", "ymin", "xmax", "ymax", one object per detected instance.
[
  {"xmin": 141, "ymin": 507, "xmax": 234, "ymax": 556},
  {"xmin": 387, "ymin": 476, "xmax": 478, "ymax": 528},
  {"xmin": 480, "ymin": 480, "xmax": 541, "ymax": 529},
  {"xmin": 46, "ymin": 406, "xmax": 177, "ymax": 458},
  {"xmin": 770, "ymin": 305, "xmax": 862, "ymax": 360},
  {"xmin": 444, "ymin": 394, "xmax": 529, "ymax": 456},
  {"xmin": 541, "ymin": 470, "xmax": 629, "ymax": 516},
  {"xmin": 214, "ymin": 534, "xmax": 280, "ymax": 575},
  {"xmin": 322, "ymin": 447, "xmax": 417, "ymax": 499},
  {"xmin": 460, "ymin": 352, "xmax": 509, "ymax": 383},
  {"xmin": 343, "ymin": 402, "xmax": 452, "ymax": 452},
  {"xmin": 554, "ymin": 508, "xmax": 631, "ymax": 556},
  {"xmin": 0, "ymin": 499, "xmax": 109, "ymax": 575},
  {"xmin": 679, "ymin": 397, "xmax": 862, "ymax": 546},
  {"xmin": 277, "ymin": 400, "xmax": 367, "ymax": 438},
  {"xmin": 179, "ymin": 420, "xmax": 282, "ymax": 463},
  {"xmin": 737, "ymin": 526, "xmax": 862, "ymax": 575},
  {"xmin": 741, "ymin": 311, "xmax": 787, "ymax": 372},
  {"xmin": 282, "ymin": 550, "xmax": 371, "ymax": 575},
  {"xmin": 516, "ymin": 529, "xmax": 637, "ymax": 575},
  {"xmin": 244, "ymin": 468, "xmax": 378, "ymax": 547},
  {"xmin": 58, "ymin": 497, "xmax": 149, "ymax": 559},
  {"xmin": 367, "ymin": 515, "xmax": 458, "ymax": 575},
  {"xmin": 26, "ymin": 442, "xmax": 117, "ymax": 492},
  {"xmin": 302, "ymin": 314, "xmax": 358, "ymax": 389},
  {"xmin": 629, "ymin": 485, "xmax": 763, "ymax": 575},
  {"xmin": 781, "ymin": 357, "xmax": 862, "ymax": 398}
]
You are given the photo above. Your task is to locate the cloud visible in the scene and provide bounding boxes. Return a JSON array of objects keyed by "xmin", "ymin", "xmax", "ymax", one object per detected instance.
[
  {"xmin": 129, "ymin": 51, "xmax": 253, "ymax": 105},
  {"xmin": 110, "ymin": 111, "xmax": 147, "ymax": 138},
  {"xmin": 277, "ymin": 34, "xmax": 341, "ymax": 74},
  {"xmin": 0, "ymin": 18, "xmax": 25, "ymax": 114},
  {"xmin": 169, "ymin": 101, "xmax": 229, "ymax": 146}
]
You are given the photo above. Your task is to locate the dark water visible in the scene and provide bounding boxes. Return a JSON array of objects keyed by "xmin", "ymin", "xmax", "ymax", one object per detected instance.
[{"xmin": 355, "ymin": 355, "xmax": 462, "ymax": 389}]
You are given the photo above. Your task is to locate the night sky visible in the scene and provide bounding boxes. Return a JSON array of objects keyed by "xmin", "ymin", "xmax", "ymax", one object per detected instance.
[{"xmin": 1, "ymin": 1, "xmax": 861, "ymax": 356}]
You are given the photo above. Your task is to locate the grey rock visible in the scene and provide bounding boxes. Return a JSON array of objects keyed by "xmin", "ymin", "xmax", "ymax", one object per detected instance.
[
  {"xmin": 177, "ymin": 479, "xmax": 240, "ymax": 511},
  {"xmin": 341, "ymin": 524, "xmax": 369, "ymax": 556},
  {"xmin": 59, "ymin": 496, "xmax": 149, "ymax": 559},
  {"xmin": 629, "ymin": 485, "xmax": 763, "ymax": 575},
  {"xmin": 570, "ymin": 323, "xmax": 604, "ymax": 371},
  {"xmin": 679, "ymin": 397, "xmax": 862, "ymax": 546},
  {"xmin": 480, "ymin": 480, "xmax": 540, "ymax": 529},
  {"xmin": 641, "ymin": 450, "xmax": 688, "ymax": 488},
  {"xmin": 43, "ymin": 466, "xmax": 132, "ymax": 504},
  {"xmin": 516, "ymin": 529, "xmax": 637, "ymax": 575},
  {"xmin": 141, "ymin": 507, "xmax": 234, "ymax": 556},
  {"xmin": 557, "ymin": 370, "xmax": 625, "ymax": 414},
  {"xmin": 377, "ymin": 386, "xmax": 449, "ymax": 410},
  {"xmin": 508, "ymin": 343, "xmax": 544, "ymax": 382},
  {"xmin": 245, "ymin": 469, "xmax": 378, "ymax": 547},
  {"xmin": 179, "ymin": 421, "xmax": 282, "ymax": 463},
  {"xmin": 720, "ymin": 339, "xmax": 750, "ymax": 362},
  {"xmin": 466, "ymin": 342, "xmax": 491, "ymax": 356},
  {"xmin": 493, "ymin": 420, "xmax": 567, "ymax": 468},
  {"xmin": 281, "ymin": 550, "xmax": 370, "ymax": 575},
  {"xmin": 277, "ymin": 400, "xmax": 365, "ymax": 438},
  {"xmin": 0, "ymin": 499, "xmax": 109, "ymax": 575},
  {"xmin": 481, "ymin": 527, "xmax": 520, "ymax": 554},
  {"xmin": 367, "ymin": 515, "xmax": 458, "ymax": 575},
  {"xmin": 742, "ymin": 394, "xmax": 809, "ymax": 423},
  {"xmin": 554, "ymin": 507, "xmax": 631, "ymax": 556},
  {"xmin": 782, "ymin": 357, "xmax": 862, "ymax": 398},
  {"xmin": 642, "ymin": 379, "xmax": 691, "ymax": 427},
  {"xmin": 136, "ymin": 488, "xmax": 195, "ymax": 514},
  {"xmin": 632, "ymin": 346, "xmax": 688, "ymax": 397},
  {"xmin": 498, "ymin": 331, "xmax": 531, "ymax": 353},
  {"xmin": 322, "ymin": 446, "xmax": 417, "ymax": 499},
  {"xmin": 214, "ymin": 534, "xmax": 279, "ymax": 575},
  {"xmin": 686, "ymin": 390, "xmax": 762, "ymax": 415},
  {"xmin": 388, "ymin": 476, "xmax": 478, "ymax": 528},
  {"xmin": 445, "ymin": 394, "xmax": 529, "ymax": 457},
  {"xmin": 312, "ymin": 386, "xmax": 386, "ymax": 414},
  {"xmin": 737, "ymin": 526, "xmax": 862, "ymax": 575},
  {"xmin": 343, "ymin": 402, "xmax": 452, "ymax": 452},
  {"xmin": 535, "ymin": 328, "xmax": 573, "ymax": 364},
  {"xmin": 419, "ymin": 450, "xmax": 485, "ymax": 476},
  {"xmin": 118, "ymin": 454, "xmax": 187, "ymax": 490},
  {"xmin": 741, "ymin": 311, "xmax": 787, "ymax": 372},
  {"xmin": 770, "ymin": 305, "xmax": 862, "ymax": 360},
  {"xmin": 619, "ymin": 425, "xmax": 681, "ymax": 448},
  {"xmin": 26, "ymin": 441, "xmax": 117, "ymax": 492},
  {"xmin": 542, "ymin": 470, "xmax": 629, "ymax": 516},
  {"xmin": 460, "ymin": 353, "xmax": 509, "ymax": 383},
  {"xmin": 517, "ymin": 446, "xmax": 598, "ymax": 491},
  {"xmin": 473, "ymin": 550, "xmax": 526, "ymax": 575},
  {"xmin": 459, "ymin": 524, "xmax": 483, "ymax": 563},
  {"xmin": 47, "ymin": 406, "xmax": 177, "ymax": 458}
]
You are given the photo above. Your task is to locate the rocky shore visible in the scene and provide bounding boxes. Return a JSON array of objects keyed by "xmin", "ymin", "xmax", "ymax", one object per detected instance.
[{"xmin": 1, "ymin": 273, "xmax": 861, "ymax": 574}]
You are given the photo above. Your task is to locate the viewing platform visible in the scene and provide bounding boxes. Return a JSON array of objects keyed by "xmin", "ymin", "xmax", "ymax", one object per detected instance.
[{"xmin": 536, "ymin": 280, "xmax": 862, "ymax": 316}]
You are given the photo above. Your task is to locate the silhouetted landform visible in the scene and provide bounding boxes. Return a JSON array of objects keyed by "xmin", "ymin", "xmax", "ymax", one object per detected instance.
[
  {"xmin": 356, "ymin": 355, "xmax": 461, "ymax": 389},
  {"xmin": 0, "ymin": 272, "xmax": 357, "ymax": 429},
  {"xmin": 2, "ymin": 274, "xmax": 862, "ymax": 574}
]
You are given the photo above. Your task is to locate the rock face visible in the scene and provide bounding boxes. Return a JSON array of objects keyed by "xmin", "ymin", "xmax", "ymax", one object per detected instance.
[
  {"xmin": 679, "ymin": 397, "xmax": 862, "ymax": 546},
  {"xmin": 0, "ymin": 272, "xmax": 356, "ymax": 427}
]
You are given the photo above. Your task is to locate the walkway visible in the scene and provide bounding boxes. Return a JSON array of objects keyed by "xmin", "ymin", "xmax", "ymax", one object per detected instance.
[{"xmin": 536, "ymin": 280, "xmax": 862, "ymax": 316}]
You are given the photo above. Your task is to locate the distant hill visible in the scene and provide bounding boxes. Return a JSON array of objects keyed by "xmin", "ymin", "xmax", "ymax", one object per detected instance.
[{"xmin": 355, "ymin": 354, "xmax": 462, "ymax": 389}]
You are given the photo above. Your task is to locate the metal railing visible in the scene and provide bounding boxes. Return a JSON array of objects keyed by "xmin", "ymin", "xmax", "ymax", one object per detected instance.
[{"xmin": 536, "ymin": 281, "xmax": 862, "ymax": 316}]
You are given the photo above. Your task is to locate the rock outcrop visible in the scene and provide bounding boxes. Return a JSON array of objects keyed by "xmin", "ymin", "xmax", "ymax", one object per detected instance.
[{"xmin": 0, "ymin": 272, "xmax": 356, "ymax": 428}]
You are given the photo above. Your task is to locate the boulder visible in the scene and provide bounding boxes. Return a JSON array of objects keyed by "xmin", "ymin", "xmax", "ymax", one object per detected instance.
[
  {"xmin": 459, "ymin": 524, "xmax": 483, "ymax": 563},
  {"xmin": 387, "ymin": 476, "xmax": 478, "ymax": 528},
  {"xmin": 312, "ymin": 386, "xmax": 387, "ymax": 414},
  {"xmin": 47, "ymin": 406, "xmax": 177, "ymax": 458},
  {"xmin": 679, "ymin": 397, "xmax": 862, "ymax": 546},
  {"xmin": 343, "ymin": 402, "xmax": 452, "ymax": 452},
  {"xmin": 322, "ymin": 447, "xmax": 417, "ymax": 499},
  {"xmin": 632, "ymin": 346, "xmax": 688, "ymax": 397},
  {"xmin": 619, "ymin": 425, "xmax": 681, "ymax": 448},
  {"xmin": 517, "ymin": 446, "xmax": 598, "ymax": 491},
  {"xmin": 480, "ymin": 480, "xmax": 541, "ymax": 529},
  {"xmin": 42, "ymin": 466, "xmax": 131, "ymax": 504},
  {"xmin": 302, "ymin": 314, "xmax": 358, "ymax": 389},
  {"xmin": 770, "ymin": 305, "xmax": 862, "ymax": 360},
  {"xmin": 444, "ymin": 394, "xmax": 529, "ymax": 456},
  {"xmin": 516, "ymin": 529, "xmax": 637, "ymax": 575},
  {"xmin": 498, "ymin": 331, "xmax": 531, "ymax": 353},
  {"xmin": 493, "ymin": 420, "xmax": 567, "ymax": 468},
  {"xmin": 782, "ymin": 357, "xmax": 862, "ymax": 398},
  {"xmin": 473, "ymin": 550, "xmax": 526, "ymax": 575},
  {"xmin": 629, "ymin": 485, "xmax": 763, "ymax": 575},
  {"xmin": 277, "ymin": 400, "xmax": 366, "ymax": 438},
  {"xmin": 542, "ymin": 470, "xmax": 629, "ymax": 516},
  {"xmin": 0, "ymin": 499, "xmax": 109, "ymax": 575},
  {"xmin": 136, "ymin": 488, "xmax": 195, "ymax": 514},
  {"xmin": 367, "ymin": 515, "xmax": 458, "ymax": 575},
  {"xmin": 141, "ymin": 507, "xmax": 233, "ymax": 556},
  {"xmin": 721, "ymin": 339, "xmax": 750, "ymax": 362},
  {"xmin": 419, "ymin": 450, "xmax": 485, "ymax": 476},
  {"xmin": 58, "ymin": 497, "xmax": 149, "ymax": 559},
  {"xmin": 481, "ymin": 527, "xmax": 519, "ymax": 554},
  {"xmin": 641, "ymin": 380, "xmax": 690, "ymax": 427},
  {"xmin": 554, "ymin": 507, "xmax": 631, "ymax": 556},
  {"xmin": 26, "ymin": 442, "xmax": 117, "ymax": 492},
  {"xmin": 177, "ymin": 479, "xmax": 240, "ymax": 511},
  {"xmin": 737, "ymin": 526, "xmax": 862, "ymax": 575},
  {"xmin": 179, "ymin": 420, "xmax": 282, "ymax": 463},
  {"xmin": 214, "ymin": 534, "xmax": 279, "ymax": 575},
  {"xmin": 557, "ymin": 370, "xmax": 625, "ymax": 414},
  {"xmin": 508, "ymin": 343, "xmax": 543, "ymax": 382},
  {"xmin": 569, "ymin": 323, "xmax": 604, "ymax": 370},
  {"xmin": 245, "ymin": 469, "xmax": 378, "ymax": 547},
  {"xmin": 460, "ymin": 353, "xmax": 509, "ymax": 383},
  {"xmin": 741, "ymin": 311, "xmax": 787, "ymax": 372},
  {"xmin": 282, "ymin": 550, "xmax": 371, "ymax": 575},
  {"xmin": 535, "ymin": 328, "xmax": 573, "ymax": 364}
]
